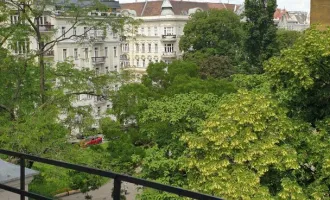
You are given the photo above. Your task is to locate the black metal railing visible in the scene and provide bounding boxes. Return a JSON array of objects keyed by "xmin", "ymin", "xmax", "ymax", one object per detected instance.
[
  {"xmin": 162, "ymin": 34, "xmax": 177, "ymax": 39},
  {"xmin": 0, "ymin": 149, "xmax": 224, "ymax": 200}
]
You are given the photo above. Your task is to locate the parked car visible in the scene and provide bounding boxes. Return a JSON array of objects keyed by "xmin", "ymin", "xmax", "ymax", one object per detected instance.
[{"xmin": 82, "ymin": 136, "xmax": 103, "ymax": 147}]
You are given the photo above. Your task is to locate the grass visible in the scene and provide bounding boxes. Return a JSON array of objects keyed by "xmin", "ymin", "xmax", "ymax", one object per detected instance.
[
  {"xmin": 28, "ymin": 143, "xmax": 110, "ymax": 198},
  {"xmin": 29, "ymin": 163, "xmax": 71, "ymax": 197}
]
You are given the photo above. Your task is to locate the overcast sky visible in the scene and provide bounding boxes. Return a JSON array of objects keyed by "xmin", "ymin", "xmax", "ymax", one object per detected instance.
[{"xmin": 118, "ymin": 0, "xmax": 310, "ymax": 12}]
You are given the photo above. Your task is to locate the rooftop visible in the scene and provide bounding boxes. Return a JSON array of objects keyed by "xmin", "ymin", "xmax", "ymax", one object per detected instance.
[{"xmin": 120, "ymin": 0, "xmax": 239, "ymax": 16}]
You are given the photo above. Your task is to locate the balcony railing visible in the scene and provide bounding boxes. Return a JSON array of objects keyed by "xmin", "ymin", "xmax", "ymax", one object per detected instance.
[
  {"xmin": 92, "ymin": 56, "xmax": 106, "ymax": 64},
  {"xmin": 44, "ymin": 50, "xmax": 54, "ymax": 57},
  {"xmin": 161, "ymin": 34, "xmax": 177, "ymax": 42},
  {"xmin": 162, "ymin": 51, "xmax": 177, "ymax": 58},
  {"xmin": 39, "ymin": 24, "xmax": 54, "ymax": 32},
  {"xmin": 0, "ymin": 149, "xmax": 223, "ymax": 200},
  {"xmin": 89, "ymin": 30, "xmax": 105, "ymax": 41}
]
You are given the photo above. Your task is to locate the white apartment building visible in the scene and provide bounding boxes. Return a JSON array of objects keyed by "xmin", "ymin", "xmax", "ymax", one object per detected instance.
[
  {"xmin": 6, "ymin": 0, "xmax": 122, "ymax": 126},
  {"xmin": 53, "ymin": 13, "xmax": 121, "ymax": 118},
  {"xmin": 119, "ymin": 0, "xmax": 238, "ymax": 75}
]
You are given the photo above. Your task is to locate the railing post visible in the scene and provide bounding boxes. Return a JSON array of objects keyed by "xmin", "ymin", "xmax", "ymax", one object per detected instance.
[
  {"xmin": 113, "ymin": 176, "xmax": 121, "ymax": 200},
  {"xmin": 20, "ymin": 156, "xmax": 25, "ymax": 200}
]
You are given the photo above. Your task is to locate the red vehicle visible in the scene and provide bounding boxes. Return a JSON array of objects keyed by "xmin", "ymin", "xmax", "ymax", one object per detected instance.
[{"xmin": 82, "ymin": 136, "xmax": 103, "ymax": 147}]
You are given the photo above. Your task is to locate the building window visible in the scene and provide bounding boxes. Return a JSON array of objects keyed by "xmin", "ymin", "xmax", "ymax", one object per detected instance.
[
  {"xmin": 87, "ymin": 94, "xmax": 92, "ymax": 99},
  {"xmin": 63, "ymin": 49, "xmax": 67, "ymax": 60},
  {"xmin": 10, "ymin": 15, "xmax": 19, "ymax": 24},
  {"xmin": 73, "ymin": 27, "xmax": 76, "ymax": 35},
  {"xmin": 164, "ymin": 27, "xmax": 173, "ymax": 35},
  {"xmin": 96, "ymin": 67, "xmax": 99, "ymax": 75},
  {"xmin": 74, "ymin": 48, "xmax": 78, "ymax": 60},
  {"xmin": 94, "ymin": 47, "xmax": 98, "ymax": 57},
  {"xmin": 142, "ymin": 59, "xmax": 145, "ymax": 68},
  {"xmin": 135, "ymin": 43, "xmax": 139, "ymax": 53},
  {"xmin": 164, "ymin": 43, "xmax": 174, "ymax": 53},
  {"xmin": 154, "ymin": 27, "xmax": 158, "ymax": 36},
  {"xmin": 114, "ymin": 47, "xmax": 117, "ymax": 57},
  {"xmin": 84, "ymin": 48, "xmax": 89, "ymax": 59},
  {"xmin": 62, "ymin": 27, "xmax": 66, "ymax": 37},
  {"xmin": 123, "ymin": 43, "xmax": 129, "ymax": 52},
  {"xmin": 141, "ymin": 27, "xmax": 144, "ymax": 35},
  {"xmin": 105, "ymin": 47, "xmax": 108, "ymax": 57},
  {"xmin": 136, "ymin": 59, "xmax": 139, "ymax": 67},
  {"xmin": 12, "ymin": 40, "xmax": 30, "ymax": 54},
  {"xmin": 155, "ymin": 43, "xmax": 158, "ymax": 53},
  {"xmin": 105, "ymin": 67, "xmax": 109, "ymax": 73},
  {"xmin": 84, "ymin": 27, "xmax": 88, "ymax": 37},
  {"xmin": 148, "ymin": 44, "xmax": 151, "ymax": 53},
  {"xmin": 141, "ymin": 43, "xmax": 145, "ymax": 53},
  {"xmin": 148, "ymin": 27, "xmax": 151, "ymax": 36}
]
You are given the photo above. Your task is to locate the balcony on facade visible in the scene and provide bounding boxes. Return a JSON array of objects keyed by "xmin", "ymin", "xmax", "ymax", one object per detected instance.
[
  {"xmin": 44, "ymin": 49, "xmax": 54, "ymax": 57},
  {"xmin": 161, "ymin": 34, "xmax": 177, "ymax": 42},
  {"xmin": 92, "ymin": 56, "xmax": 106, "ymax": 64},
  {"xmin": 162, "ymin": 51, "xmax": 177, "ymax": 58},
  {"xmin": 89, "ymin": 30, "xmax": 105, "ymax": 42},
  {"xmin": 120, "ymin": 54, "xmax": 129, "ymax": 61},
  {"xmin": 39, "ymin": 24, "xmax": 54, "ymax": 32}
]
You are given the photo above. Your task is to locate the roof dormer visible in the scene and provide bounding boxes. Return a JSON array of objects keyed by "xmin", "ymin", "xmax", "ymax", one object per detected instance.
[{"xmin": 161, "ymin": 0, "xmax": 174, "ymax": 16}]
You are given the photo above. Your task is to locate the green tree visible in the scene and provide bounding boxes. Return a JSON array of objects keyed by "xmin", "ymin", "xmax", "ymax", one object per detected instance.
[
  {"xmin": 276, "ymin": 29, "xmax": 302, "ymax": 52},
  {"xmin": 111, "ymin": 83, "xmax": 152, "ymax": 124},
  {"xmin": 199, "ymin": 56, "xmax": 236, "ymax": 79},
  {"xmin": 180, "ymin": 9, "xmax": 243, "ymax": 61},
  {"xmin": 138, "ymin": 92, "xmax": 221, "ymax": 199},
  {"xmin": 0, "ymin": 0, "xmax": 132, "ymax": 168},
  {"xmin": 182, "ymin": 90, "xmax": 304, "ymax": 199},
  {"xmin": 100, "ymin": 118, "xmax": 145, "ymax": 173},
  {"xmin": 265, "ymin": 27, "xmax": 330, "ymax": 124},
  {"xmin": 243, "ymin": 0, "xmax": 278, "ymax": 73}
]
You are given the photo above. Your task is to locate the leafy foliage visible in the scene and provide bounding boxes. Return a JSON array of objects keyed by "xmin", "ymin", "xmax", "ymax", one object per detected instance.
[
  {"xmin": 276, "ymin": 29, "xmax": 302, "ymax": 52},
  {"xmin": 265, "ymin": 28, "xmax": 330, "ymax": 123},
  {"xmin": 243, "ymin": 0, "xmax": 278, "ymax": 73},
  {"xmin": 199, "ymin": 55, "xmax": 236, "ymax": 79},
  {"xmin": 180, "ymin": 9, "xmax": 243, "ymax": 58},
  {"xmin": 182, "ymin": 90, "xmax": 303, "ymax": 199}
]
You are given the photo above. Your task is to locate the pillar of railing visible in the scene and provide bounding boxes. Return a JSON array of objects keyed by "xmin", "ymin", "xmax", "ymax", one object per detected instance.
[
  {"xmin": 20, "ymin": 156, "xmax": 25, "ymax": 200},
  {"xmin": 113, "ymin": 176, "xmax": 122, "ymax": 200}
]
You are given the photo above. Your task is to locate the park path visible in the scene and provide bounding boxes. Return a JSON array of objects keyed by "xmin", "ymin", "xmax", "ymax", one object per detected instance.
[{"xmin": 60, "ymin": 181, "xmax": 140, "ymax": 200}]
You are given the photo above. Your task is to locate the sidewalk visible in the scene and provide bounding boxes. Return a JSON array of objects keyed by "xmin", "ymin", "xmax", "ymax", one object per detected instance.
[{"xmin": 60, "ymin": 181, "xmax": 140, "ymax": 200}]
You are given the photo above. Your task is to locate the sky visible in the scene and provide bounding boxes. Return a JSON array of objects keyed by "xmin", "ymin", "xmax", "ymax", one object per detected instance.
[{"xmin": 118, "ymin": 0, "xmax": 311, "ymax": 12}]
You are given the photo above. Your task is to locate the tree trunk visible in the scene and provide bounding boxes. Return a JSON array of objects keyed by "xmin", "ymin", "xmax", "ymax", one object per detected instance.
[{"xmin": 36, "ymin": 18, "xmax": 46, "ymax": 104}]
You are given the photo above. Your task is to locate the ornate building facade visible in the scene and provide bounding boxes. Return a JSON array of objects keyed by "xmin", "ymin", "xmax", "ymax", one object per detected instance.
[{"xmin": 119, "ymin": 0, "xmax": 239, "ymax": 76}]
